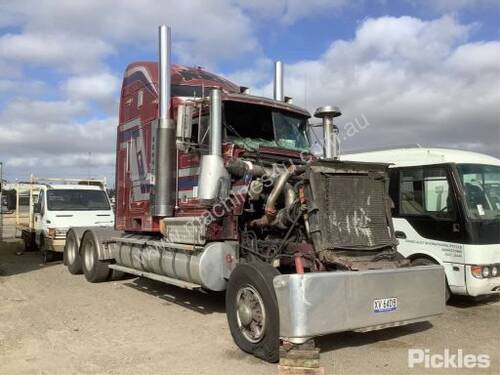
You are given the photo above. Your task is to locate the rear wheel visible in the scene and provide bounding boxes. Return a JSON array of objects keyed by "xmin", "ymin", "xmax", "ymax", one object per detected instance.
[
  {"xmin": 64, "ymin": 230, "xmax": 83, "ymax": 274},
  {"xmin": 81, "ymin": 231, "xmax": 111, "ymax": 283},
  {"xmin": 411, "ymin": 257, "xmax": 451, "ymax": 302},
  {"xmin": 226, "ymin": 262, "xmax": 280, "ymax": 363}
]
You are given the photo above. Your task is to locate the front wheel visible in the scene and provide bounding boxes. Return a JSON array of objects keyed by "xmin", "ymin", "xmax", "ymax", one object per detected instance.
[
  {"xmin": 226, "ymin": 262, "xmax": 280, "ymax": 363},
  {"xmin": 40, "ymin": 236, "xmax": 55, "ymax": 264}
]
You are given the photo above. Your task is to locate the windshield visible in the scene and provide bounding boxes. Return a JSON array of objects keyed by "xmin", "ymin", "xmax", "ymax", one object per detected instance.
[
  {"xmin": 456, "ymin": 164, "xmax": 500, "ymax": 220},
  {"xmin": 224, "ymin": 101, "xmax": 309, "ymax": 151},
  {"xmin": 47, "ymin": 189, "xmax": 110, "ymax": 211}
]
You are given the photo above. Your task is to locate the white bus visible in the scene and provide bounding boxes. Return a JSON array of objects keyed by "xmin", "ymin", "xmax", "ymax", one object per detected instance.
[{"xmin": 344, "ymin": 147, "xmax": 500, "ymax": 300}]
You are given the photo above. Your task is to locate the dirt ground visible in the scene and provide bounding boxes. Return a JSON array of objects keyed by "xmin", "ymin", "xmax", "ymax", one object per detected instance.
[{"xmin": 0, "ymin": 239, "xmax": 498, "ymax": 375}]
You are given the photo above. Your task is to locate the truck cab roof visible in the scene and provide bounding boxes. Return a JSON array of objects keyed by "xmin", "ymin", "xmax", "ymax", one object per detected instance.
[
  {"xmin": 45, "ymin": 184, "xmax": 104, "ymax": 191},
  {"xmin": 342, "ymin": 147, "xmax": 500, "ymax": 167}
]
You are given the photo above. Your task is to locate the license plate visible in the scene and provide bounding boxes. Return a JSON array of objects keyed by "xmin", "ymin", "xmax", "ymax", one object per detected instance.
[{"xmin": 373, "ymin": 297, "xmax": 398, "ymax": 313}]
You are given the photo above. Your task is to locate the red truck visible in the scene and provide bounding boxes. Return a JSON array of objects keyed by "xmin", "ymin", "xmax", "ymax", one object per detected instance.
[{"xmin": 64, "ymin": 25, "xmax": 445, "ymax": 363}]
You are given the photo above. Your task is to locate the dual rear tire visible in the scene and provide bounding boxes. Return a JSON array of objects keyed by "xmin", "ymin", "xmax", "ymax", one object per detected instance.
[
  {"xmin": 64, "ymin": 229, "xmax": 83, "ymax": 274},
  {"xmin": 80, "ymin": 230, "xmax": 112, "ymax": 283}
]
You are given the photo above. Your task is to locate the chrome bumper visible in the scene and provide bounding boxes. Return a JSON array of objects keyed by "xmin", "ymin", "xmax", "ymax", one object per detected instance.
[{"xmin": 273, "ymin": 265, "xmax": 445, "ymax": 340}]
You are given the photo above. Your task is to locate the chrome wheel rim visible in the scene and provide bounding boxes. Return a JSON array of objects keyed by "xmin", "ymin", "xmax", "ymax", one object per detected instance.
[
  {"xmin": 83, "ymin": 241, "xmax": 94, "ymax": 271},
  {"xmin": 236, "ymin": 285, "xmax": 266, "ymax": 343}
]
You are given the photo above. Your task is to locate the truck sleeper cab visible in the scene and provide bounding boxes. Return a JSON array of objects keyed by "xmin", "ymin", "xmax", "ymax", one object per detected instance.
[
  {"xmin": 64, "ymin": 25, "xmax": 445, "ymax": 364},
  {"xmin": 344, "ymin": 147, "xmax": 500, "ymax": 298}
]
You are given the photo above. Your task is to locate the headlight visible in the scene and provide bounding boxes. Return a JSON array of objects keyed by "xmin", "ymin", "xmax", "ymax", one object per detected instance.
[
  {"xmin": 47, "ymin": 228, "xmax": 56, "ymax": 238},
  {"xmin": 491, "ymin": 266, "xmax": 498, "ymax": 277},
  {"xmin": 482, "ymin": 266, "xmax": 490, "ymax": 278}
]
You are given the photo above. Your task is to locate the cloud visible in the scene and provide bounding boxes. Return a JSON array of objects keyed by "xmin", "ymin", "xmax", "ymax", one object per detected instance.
[
  {"xmin": 250, "ymin": 15, "xmax": 500, "ymax": 156},
  {"xmin": 0, "ymin": 0, "xmax": 260, "ymax": 69},
  {"xmin": 62, "ymin": 73, "xmax": 120, "ymax": 113},
  {"xmin": 0, "ymin": 32, "xmax": 113, "ymax": 73}
]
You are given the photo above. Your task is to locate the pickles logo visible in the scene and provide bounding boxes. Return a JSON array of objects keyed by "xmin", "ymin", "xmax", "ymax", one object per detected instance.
[{"xmin": 408, "ymin": 349, "xmax": 490, "ymax": 369}]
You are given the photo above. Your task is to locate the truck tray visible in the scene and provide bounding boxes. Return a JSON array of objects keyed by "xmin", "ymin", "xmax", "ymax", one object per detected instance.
[{"xmin": 273, "ymin": 265, "xmax": 445, "ymax": 339}]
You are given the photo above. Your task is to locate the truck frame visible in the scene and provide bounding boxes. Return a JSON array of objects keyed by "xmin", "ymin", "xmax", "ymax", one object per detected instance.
[{"xmin": 63, "ymin": 25, "xmax": 445, "ymax": 363}]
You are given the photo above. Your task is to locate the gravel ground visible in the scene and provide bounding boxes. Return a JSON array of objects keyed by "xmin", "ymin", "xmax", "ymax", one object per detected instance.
[{"xmin": 0, "ymin": 239, "xmax": 498, "ymax": 375}]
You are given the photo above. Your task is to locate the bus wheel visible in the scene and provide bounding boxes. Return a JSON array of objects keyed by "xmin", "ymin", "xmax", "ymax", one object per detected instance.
[
  {"xmin": 64, "ymin": 229, "xmax": 83, "ymax": 274},
  {"xmin": 411, "ymin": 257, "xmax": 451, "ymax": 302},
  {"xmin": 81, "ymin": 230, "xmax": 111, "ymax": 283},
  {"xmin": 225, "ymin": 263, "xmax": 280, "ymax": 363}
]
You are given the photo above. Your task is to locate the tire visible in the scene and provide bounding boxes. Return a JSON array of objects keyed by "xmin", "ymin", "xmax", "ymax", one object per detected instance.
[
  {"xmin": 23, "ymin": 232, "xmax": 37, "ymax": 252},
  {"xmin": 64, "ymin": 230, "xmax": 83, "ymax": 274},
  {"xmin": 411, "ymin": 257, "xmax": 451, "ymax": 302},
  {"xmin": 81, "ymin": 230, "xmax": 111, "ymax": 283},
  {"xmin": 40, "ymin": 236, "xmax": 55, "ymax": 264},
  {"xmin": 226, "ymin": 262, "xmax": 280, "ymax": 363}
]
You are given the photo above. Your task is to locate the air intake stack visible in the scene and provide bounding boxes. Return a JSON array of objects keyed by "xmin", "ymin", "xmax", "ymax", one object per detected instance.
[{"xmin": 314, "ymin": 106, "xmax": 342, "ymax": 159}]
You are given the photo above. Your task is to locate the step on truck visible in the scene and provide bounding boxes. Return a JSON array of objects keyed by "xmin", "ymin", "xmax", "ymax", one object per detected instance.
[
  {"xmin": 64, "ymin": 25, "xmax": 446, "ymax": 363},
  {"xmin": 16, "ymin": 177, "xmax": 114, "ymax": 263}
]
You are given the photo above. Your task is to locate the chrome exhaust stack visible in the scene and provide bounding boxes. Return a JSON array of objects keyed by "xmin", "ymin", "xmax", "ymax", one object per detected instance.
[
  {"xmin": 273, "ymin": 61, "xmax": 284, "ymax": 101},
  {"xmin": 152, "ymin": 25, "xmax": 176, "ymax": 216},
  {"xmin": 314, "ymin": 106, "xmax": 342, "ymax": 159},
  {"xmin": 198, "ymin": 88, "xmax": 229, "ymax": 205}
]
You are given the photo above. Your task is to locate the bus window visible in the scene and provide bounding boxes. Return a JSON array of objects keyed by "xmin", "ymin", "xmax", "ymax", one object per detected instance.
[{"xmin": 400, "ymin": 167, "xmax": 455, "ymax": 219}]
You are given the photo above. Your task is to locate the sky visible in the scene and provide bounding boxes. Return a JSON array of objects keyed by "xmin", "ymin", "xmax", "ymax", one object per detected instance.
[{"xmin": 0, "ymin": 0, "xmax": 499, "ymax": 184}]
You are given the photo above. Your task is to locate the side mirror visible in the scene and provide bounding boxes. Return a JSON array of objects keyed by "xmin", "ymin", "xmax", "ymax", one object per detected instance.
[
  {"xmin": 33, "ymin": 202, "xmax": 41, "ymax": 214},
  {"xmin": 176, "ymin": 104, "xmax": 193, "ymax": 142}
]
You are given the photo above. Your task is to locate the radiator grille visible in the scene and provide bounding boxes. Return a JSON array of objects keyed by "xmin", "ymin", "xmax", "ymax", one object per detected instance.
[{"xmin": 308, "ymin": 169, "xmax": 393, "ymax": 251}]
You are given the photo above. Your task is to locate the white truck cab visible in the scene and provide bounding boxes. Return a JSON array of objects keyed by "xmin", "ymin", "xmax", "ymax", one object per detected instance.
[
  {"xmin": 344, "ymin": 147, "xmax": 500, "ymax": 299},
  {"xmin": 33, "ymin": 180, "xmax": 114, "ymax": 262}
]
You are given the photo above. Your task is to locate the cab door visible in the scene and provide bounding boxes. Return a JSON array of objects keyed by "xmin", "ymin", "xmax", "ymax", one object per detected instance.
[{"xmin": 391, "ymin": 164, "xmax": 465, "ymax": 258}]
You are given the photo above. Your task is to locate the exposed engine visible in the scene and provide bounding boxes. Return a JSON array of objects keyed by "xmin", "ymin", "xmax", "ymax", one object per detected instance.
[{"xmin": 228, "ymin": 157, "xmax": 409, "ymax": 273}]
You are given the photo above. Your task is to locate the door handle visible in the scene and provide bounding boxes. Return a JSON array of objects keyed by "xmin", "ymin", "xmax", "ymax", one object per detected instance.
[{"xmin": 395, "ymin": 231, "xmax": 407, "ymax": 239}]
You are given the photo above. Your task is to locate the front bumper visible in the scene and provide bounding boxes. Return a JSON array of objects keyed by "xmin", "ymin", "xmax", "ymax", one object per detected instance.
[
  {"xmin": 46, "ymin": 238, "xmax": 66, "ymax": 252},
  {"xmin": 465, "ymin": 266, "xmax": 500, "ymax": 297},
  {"xmin": 273, "ymin": 265, "xmax": 445, "ymax": 340}
]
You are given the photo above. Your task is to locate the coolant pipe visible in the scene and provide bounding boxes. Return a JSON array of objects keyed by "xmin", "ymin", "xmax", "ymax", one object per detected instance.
[
  {"xmin": 294, "ymin": 254, "xmax": 305, "ymax": 274},
  {"xmin": 226, "ymin": 159, "xmax": 269, "ymax": 177}
]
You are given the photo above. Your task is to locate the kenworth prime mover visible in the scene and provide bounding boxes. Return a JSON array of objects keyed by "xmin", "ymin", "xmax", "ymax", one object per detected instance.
[{"xmin": 63, "ymin": 25, "xmax": 445, "ymax": 362}]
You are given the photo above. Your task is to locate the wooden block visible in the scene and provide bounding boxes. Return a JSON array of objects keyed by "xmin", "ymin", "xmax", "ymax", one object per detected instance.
[
  {"xmin": 280, "ymin": 348, "xmax": 320, "ymax": 360},
  {"xmin": 277, "ymin": 365, "xmax": 325, "ymax": 375},
  {"xmin": 279, "ymin": 357, "xmax": 320, "ymax": 368}
]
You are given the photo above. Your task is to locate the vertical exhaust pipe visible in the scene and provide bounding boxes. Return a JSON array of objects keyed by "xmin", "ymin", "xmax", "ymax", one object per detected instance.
[
  {"xmin": 198, "ymin": 88, "xmax": 229, "ymax": 205},
  {"xmin": 152, "ymin": 25, "xmax": 176, "ymax": 216},
  {"xmin": 273, "ymin": 61, "xmax": 284, "ymax": 101},
  {"xmin": 314, "ymin": 106, "xmax": 342, "ymax": 159},
  {"xmin": 209, "ymin": 88, "xmax": 222, "ymax": 156}
]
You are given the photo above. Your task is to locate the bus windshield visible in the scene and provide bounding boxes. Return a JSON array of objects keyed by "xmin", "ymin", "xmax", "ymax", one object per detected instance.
[
  {"xmin": 456, "ymin": 164, "xmax": 500, "ymax": 220},
  {"xmin": 47, "ymin": 189, "xmax": 110, "ymax": 211}
]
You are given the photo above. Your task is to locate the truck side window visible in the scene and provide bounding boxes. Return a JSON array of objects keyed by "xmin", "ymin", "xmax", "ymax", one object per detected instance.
[
  {"xmin": 399, "ymin": 167, "xmax": 455, "ymax": 219},
  {"xmin": 194, "ymin": 115, "xmax": 209, "ymax": 145}
]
